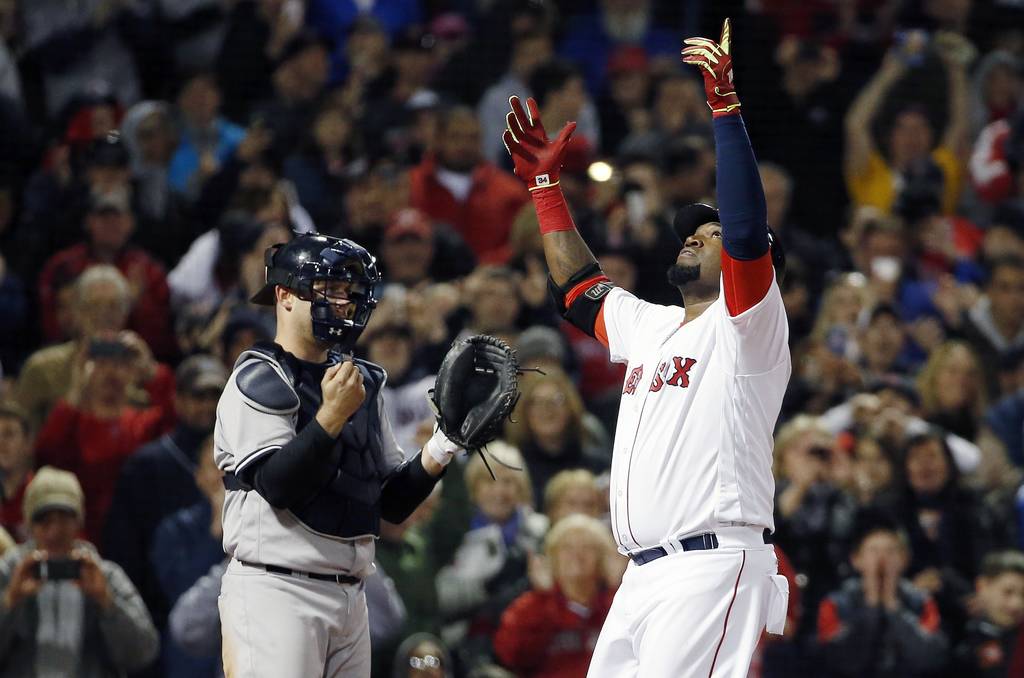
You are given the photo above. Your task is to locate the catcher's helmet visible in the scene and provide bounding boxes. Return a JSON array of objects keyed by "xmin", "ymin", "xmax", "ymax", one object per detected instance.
[
  {"xmin": 672, "ymin": 203, "xmax": 786, "ymax": 282},
  {"xmin": 251, "ymin": 233, "xmax": 381, "ymax": 349}
]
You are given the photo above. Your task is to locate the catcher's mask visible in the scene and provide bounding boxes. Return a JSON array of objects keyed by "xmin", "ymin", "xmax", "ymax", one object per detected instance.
[
  {"xmin": 251, "ymin": 233, "xmax": 381, "ymax": 350},
  {"xmin": 671, "ymin": 203, "xmax": 786, "ymax": 283}
]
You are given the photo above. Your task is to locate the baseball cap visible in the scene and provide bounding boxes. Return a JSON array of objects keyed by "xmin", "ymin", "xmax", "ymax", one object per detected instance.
[
  {"xmin": 385, "ymin": 208, "xmax": 433, "ymax": 241},
  {"xmin": 176, "ymin": 354, "xmax": 229, "ymax": 395},
  {"xmin": 607, "ymin": 46, "xmax": 649, "ymax": 76},
  {"xmin": 23, "ymin": 467, "xmax": 85, "ymax": 522},
  {"xmin": 86, "ymin": 132, "xmax": 129, "ymax": 168},
  {"xmin": 274, "ymin": 30, "xmax": 331, "ymax": 70},
  {"xmin": 88, "ymin": 186, "xmax": 131, "ymax": 214},
  {"xmin": 430, "ymin": 13, "xmax": 470, "ymax": 41},
  {"xmin": 516, "ymin": 326, "xmax": 567, "ymax": 366}
]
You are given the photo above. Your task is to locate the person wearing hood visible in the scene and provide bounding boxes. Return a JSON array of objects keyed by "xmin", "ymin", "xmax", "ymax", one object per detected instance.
[
  {"xmin": 873, "ymin": 430, "xmax": 995, "ymax": 644},
  {"xmin": 969, "ymin": 50, "xmax": 1021, "ymax": 137},
  {"xmin": 101, "ymin": 355, "xmax": 227, "ymax": 634}
]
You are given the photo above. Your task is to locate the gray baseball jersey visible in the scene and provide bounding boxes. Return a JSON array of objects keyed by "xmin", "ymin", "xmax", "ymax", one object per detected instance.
[{"xmin": 214, "ymin": 349, "xmax": 406, "ymax": 577}]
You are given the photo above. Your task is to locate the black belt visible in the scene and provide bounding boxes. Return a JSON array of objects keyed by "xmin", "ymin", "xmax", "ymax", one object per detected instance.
[
  {"xmin": 238, "ymin": 560, "xmax": 361, "ymax": 585},
  {"xmin": 630, "ymin": 532, "xmax": 720, "ymax": 566}
]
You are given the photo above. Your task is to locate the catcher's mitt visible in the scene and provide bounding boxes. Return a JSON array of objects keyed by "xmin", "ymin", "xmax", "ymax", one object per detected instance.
[{"xmin": 429, "ymin": 335, "xmax": 521, "ymax": 474}]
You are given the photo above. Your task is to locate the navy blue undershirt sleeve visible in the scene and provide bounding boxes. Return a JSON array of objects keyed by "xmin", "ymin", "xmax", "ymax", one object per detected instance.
[{"xmin": 713, "ymin": 115, "xmax": 770, "ymax": 260}]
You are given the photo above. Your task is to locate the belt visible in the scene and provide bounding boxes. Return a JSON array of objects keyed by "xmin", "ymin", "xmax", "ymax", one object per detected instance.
[
  {"xmin": 238, "ymin": 560, "xmax": 361, "ymax": 585},
  {"xmin": 630, "ymin": 532, "xmax": 720, "ymax": 566}
]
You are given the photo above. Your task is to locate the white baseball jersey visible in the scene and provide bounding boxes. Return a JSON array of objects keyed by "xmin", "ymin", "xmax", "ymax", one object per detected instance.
[{"xmin": 601, "ymin": 275, "xmax": 790, "ymax": 554}]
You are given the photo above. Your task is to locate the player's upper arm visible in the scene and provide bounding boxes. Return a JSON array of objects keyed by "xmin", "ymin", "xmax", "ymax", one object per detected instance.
[
  {"xmin": 215, "ymin": 359, "xmax": 298, "ymax": 475},
  {"xmin": 602, "ymin": 287, "xmax": 680, "ymax": 364},
  {"xmin": 715, "ymin": 271, "xmax": 790, "ymax": 376}
]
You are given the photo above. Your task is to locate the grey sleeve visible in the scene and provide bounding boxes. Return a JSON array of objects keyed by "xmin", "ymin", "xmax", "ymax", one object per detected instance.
[
  {"xmin": 96, "ymin": 560, "xmax": 160, "ymax": 671},
  {"xmin": 379, "ymin": 390, "xmax": 406, "ymax": 468},
  {"xmin": 169, "ymin": 559, "xmax": 227, "ymax": 658},
  {"xmin": 363, "ymin": 563, "xmax": 407, "ymax": 645},
  {"xmin": 886, "ymin": 608, "xmax": 949, "ymax": 672},
  {"xmin": 215, "ymin": 370, "xmax": 296, "ymax": 475}
]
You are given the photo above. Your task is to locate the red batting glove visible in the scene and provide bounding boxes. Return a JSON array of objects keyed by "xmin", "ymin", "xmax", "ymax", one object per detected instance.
[
  {"xmin": 502, "ymin": 96, "xmax": 577, "ymax": 192},
  {"xmin": 681, "ymin": 18, "xmax": 741, "ymax": 118}
]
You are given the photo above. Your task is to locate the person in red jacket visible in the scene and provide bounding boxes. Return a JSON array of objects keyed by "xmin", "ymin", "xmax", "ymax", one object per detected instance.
[
  {"xmin": 34, "ymin": 336, "xmax": 171, "ymax": 544},
  {"xmin": 37, "ymin": 186, "xmax": 176, "ymax": 360},
  {"xmin": 409, "ymin": 106, "xmax": 528, "ymax": 264},
  {"xmin": 494, "ymin": 514, "xmax": 621, "ymax": 678}
]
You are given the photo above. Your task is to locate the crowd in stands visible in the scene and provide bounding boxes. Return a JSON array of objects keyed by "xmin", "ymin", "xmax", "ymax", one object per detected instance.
[{"xmin": 0, "ymin": 0, "xmax": 1023, "ymax": 676}]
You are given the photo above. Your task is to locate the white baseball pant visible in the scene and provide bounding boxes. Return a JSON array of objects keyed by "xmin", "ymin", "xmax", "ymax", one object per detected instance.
[
  {"xmin": 219, "ymin": 559, "xmax": 370, "ymax": 678},
  {"xmin": 587, "ymin": 527, "xmax": 789, "ymax": 678}
]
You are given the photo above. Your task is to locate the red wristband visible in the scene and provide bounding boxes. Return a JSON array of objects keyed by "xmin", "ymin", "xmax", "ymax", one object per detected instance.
[{"xmin": 532, "ymin": 186, "xmax": 577, "ymax": 235}]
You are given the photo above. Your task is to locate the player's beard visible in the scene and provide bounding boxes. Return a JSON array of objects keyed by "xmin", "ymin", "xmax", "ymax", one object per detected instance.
[{"xmin": 667, "ymin": 262, "xmax": 700, "ymax": 287}]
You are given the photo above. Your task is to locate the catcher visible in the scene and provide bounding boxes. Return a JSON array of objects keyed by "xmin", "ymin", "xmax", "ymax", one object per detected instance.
[{"xmin": 214, "ymin": 232, "xmax": 518, "ymax": 678}]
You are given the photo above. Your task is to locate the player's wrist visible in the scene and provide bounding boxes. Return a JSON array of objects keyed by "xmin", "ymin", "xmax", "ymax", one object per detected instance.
[
  {"xmin": 531, "ymin": 185, "xmax": 576, "ymax": 234},
  {"xmin": 314, "ymin": 410, "xmax": 346, "ymax": 438},
  {"xmin": 424, "ymin": 427, "xmax": 461, "ymax": 467}
]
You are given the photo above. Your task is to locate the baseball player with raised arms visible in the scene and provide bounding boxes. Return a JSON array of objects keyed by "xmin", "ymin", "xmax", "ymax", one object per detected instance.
[
  {"xmin": 503, "ymin": 19, "xmax": 791, "ymax": 677},
  {"xmin": 213, "ymin": 233, "xmax": 464, "ymax": 677}
]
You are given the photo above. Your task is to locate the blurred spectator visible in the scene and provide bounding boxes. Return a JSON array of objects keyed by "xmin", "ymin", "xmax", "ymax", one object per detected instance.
[
  {"xmin": 436, "ymin": 443, "xmax": 547, "ymax": 673},
  {"xmin": 34, "ymin": 332, "xmax": 172, "ymax": 543},
  {"xmin": 457, "ymin": 266, "xmax": 524, "ymax": 346},
  {"xmin": 37, "ymin": 185, "xmax": 175, "ymax": 359},
  {"xmin": 391, "ymin": 632, "xmax": 453, "ymax": 678},
  {"xmin": 558, "ymin": 0, "xmax": 680, "ymax": 95},
  {"xmin": 305, "ymin": 0, "xmax": 421, "ymax": 44},
  {"xmin": 251, "ymin": 30, "xmax": 331, "ymax": 157},
  {"xmin": 970, "ymin": 51, "xmax": 1022, "ymax": 135},
  {"xmin": 0, "ymin": 467, "xmax": 159, "ymax": 676},
  {"xmin": 618, "ymin": 73, "xmax": 710, "ymax": 160},
  {"xmin": 816, "ymin": 516, "xmax": 948, "ymax": 677},
  {"xmin": 150, "ymin": 437, "xmax": 225, "ymax": 678},
  {"xmin": 493, "ymin": 514, "xmax": 619, "ymax": 678},
  {"xmin": 284, "ymin": 102, "xmax": 357, "ymax": 229},
  {"xmin": 953, "ymin": 550, "xmax": 1024, "ymax": 676},
  {"xmin": 378, "ymin": 207, "xmax": 476, "ymax": 287},
  {"xmin": 505, "ymin": 369, "xmax": 611, "ymax": 510},
  {"xmin": 478, "ymin": 31, "xmax": 554, "ymax": 164},
  {"xmin": 515, "ymin": 325, "xmax": 571, "ymax": 376},
  {"xmin": 410, "ymin": 106, "xmax": 528, "ymax": 264},
  {"xmin": 121, "ymin": 100, "xmax": 198, "ymax": 266},
  {"xmin": 102, "ymin": 355, "xmax": 226, "ymax": 633},
  {"xmin": 215, "ymin": 0, "xmax": 303, "ymax": 123},
  {"xmin": 528, "ymin": 60, "xmax": 601, "ymax": 154},
  {"xmin": 596, "ymin": 46, "xmax": 652, "ymax": 155},
  {"xmin": 772, "ymin": 415, "xmax": 857, "ymax": 621},
  {"xmin": 971, "ymin": 109, "xmax": 1024, "ymax": 207},
  {"xmin": 745, "ymin": 37, "xmax": 848, "ymax": 234},
  {"xmin": 845, "ymin": 44, "xmax": 968, "ymax": 215},
  {"xmin": 167, "ymin": 559, "xmax": 226, "ymax": 677},
  {"xmin": 16, "ymin": 266, "xmax": 175, "ymax": 432},
  {"xmin": 875, "ymin": 430, "xmax": 994, "ymax": 640},
  {"xmin": 168, "ymin": 71, "xmax": 245, "ymax": 201},
  {"xmin": 811, "ymin": 272, "xmax": 874, "ymax": 364},
  {"xmin": 362, "ymin": 318, "xmax": 436, "ymax": 458},
  {"xmin": 860, "ymin": 304, "xmax": 914, "ymax": 380},
  {"xmin": 0, "ymin": 401, "xmax": 32, "ymax": 541},
  {"xmin": 917, "ymin": 340, "xmax": 988, "ymax": 440},
  {"xmin": 373, "ymin": 487, "xmax": 444, "ymax": 675},
  {"xmin": 16, "ymin": 125, "xmax": 129, "ymax": 281},
  {"xmin": 543, "ymin": 469, "xmax": 604, "ymax": 526},
  {"xmin": 21, "ymin": 0, "xmax": 141, "ymax": 118},
  {"xmin": 961, "ymin": 256, "xmax": 1024, "ymax": 394}
]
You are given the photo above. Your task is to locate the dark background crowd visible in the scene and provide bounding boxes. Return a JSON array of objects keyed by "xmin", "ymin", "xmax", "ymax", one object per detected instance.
[{"xmin": 0, "ymin": 0, "xmax": 1023, "ymax": 676}]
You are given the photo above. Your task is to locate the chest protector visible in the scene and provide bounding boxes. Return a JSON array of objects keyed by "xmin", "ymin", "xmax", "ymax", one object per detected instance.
[{"xmin": 240, "ymin": 341, "xmax": 390, "ymax": 538}]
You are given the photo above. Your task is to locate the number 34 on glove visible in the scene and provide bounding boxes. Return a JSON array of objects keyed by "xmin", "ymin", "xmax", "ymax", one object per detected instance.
[{"xmin": 428, "ymin": 335, "xmax": 523, "ymax": 478}]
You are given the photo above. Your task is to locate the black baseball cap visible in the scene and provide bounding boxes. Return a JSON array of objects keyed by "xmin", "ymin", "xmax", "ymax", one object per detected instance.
[{"xmin": 671, "ymin": 203, "xmax": 787, "ymax": 281}]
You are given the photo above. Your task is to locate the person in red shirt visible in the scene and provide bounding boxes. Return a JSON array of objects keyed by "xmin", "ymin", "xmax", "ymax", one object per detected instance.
[
  {"xmin": 34, "ymin": 336, "xmax": 171, "ymax": 544},
  {"xmin": 494, "ymin": 514, "xmax": 621, "ymax": 678},
  {"xmin": 37, "ymin": 186, "xmax": 175, "ymax": 360},
  {"xmin": 409, "ymin": 107, "xmax": 528, "ymax": 264},
  {"xmin": 0, "ymin": 402, "xmax": 33, "ymax": 542}
]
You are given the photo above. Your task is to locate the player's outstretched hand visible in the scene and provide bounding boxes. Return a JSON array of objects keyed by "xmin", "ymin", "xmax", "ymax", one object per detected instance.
[
  {"xmin": 681, "ymin": 18, "xmax": 741, "ymax": 117},
  {"xmin": 317, "ymin": 361, "xmax": 365, "ymax": 436},
  {"xmin": 502, "ymin": 95, "xmax": 576, "ymax": 192}
]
